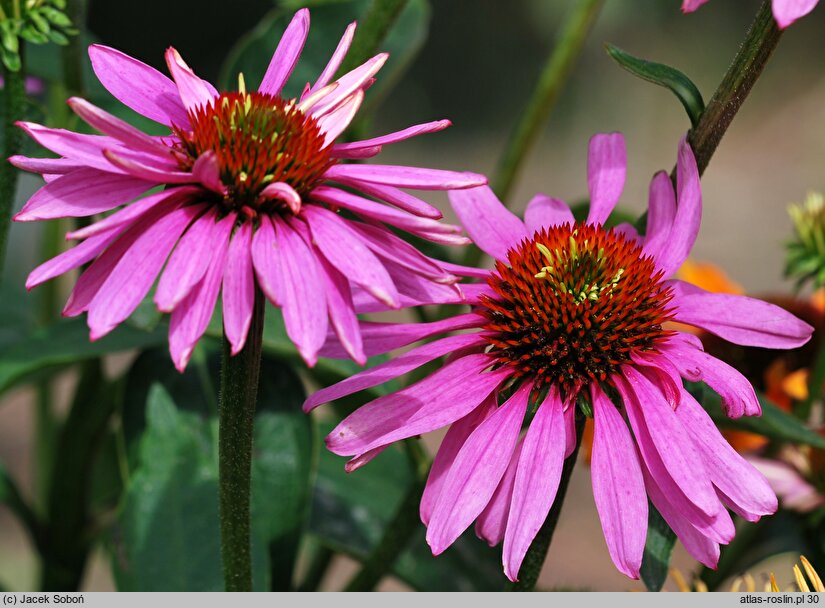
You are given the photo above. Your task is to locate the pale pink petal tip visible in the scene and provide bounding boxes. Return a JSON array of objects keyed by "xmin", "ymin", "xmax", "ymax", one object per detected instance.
[
  {"xmin": 681, "ymin": 0, "xmax": 711, "ymax": 13},
  {"xmin": 773, "ymin": 0, "xmax": 819, "ymax": 28}
]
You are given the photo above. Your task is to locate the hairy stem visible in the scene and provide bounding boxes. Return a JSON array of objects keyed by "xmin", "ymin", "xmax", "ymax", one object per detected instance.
[{"xmin": 218, "ymin": 289, "xmax": 265, "ymax": 592}]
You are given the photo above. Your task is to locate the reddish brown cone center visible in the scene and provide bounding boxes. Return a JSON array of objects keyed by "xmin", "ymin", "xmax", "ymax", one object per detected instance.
[
  {"xmin": 174, "ymin": 91, "xmax": 335, "ymax": 213},
  {"xmin": 480, "ymin": 223, "xmax": 674, "ymax": 396}
]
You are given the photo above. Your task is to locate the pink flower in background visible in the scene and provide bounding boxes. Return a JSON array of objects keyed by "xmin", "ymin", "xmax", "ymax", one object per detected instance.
[
  {"xmin": 12, "ymin": 9, "xmax": 484, "ymax": 371},
  {"xmin": 306, "ymin": 133, "xmax": 814, "ymax": 581},
  {"xmin": 682, "ymin": 0, "xmax": 819, "ymax": 29}
]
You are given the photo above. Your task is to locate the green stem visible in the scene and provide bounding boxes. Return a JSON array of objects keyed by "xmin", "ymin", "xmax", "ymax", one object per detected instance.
[
  {"xmin": 218, "ymin": 288, "xmax": 265, "ymax": 592},
  {"xmin": 344, "ymin": 439, "xmax": 430, "ymax": 592},
  {"xmin": 459, "ymin": 0, "xmax": 602, "ymax": 268},
  {"xmin": 505, "ymin": 411, "xmax": 586, "ymax": 592},
  {"xmin": 686, "ymin": 0, "xmax": 781, "ymax": 177},
  {"xmin": 0, "ymin": 59, "xmax": 27, "ymax": 278},
  {"xmin": 337, "ymin": 0, "xmax": 410, "ymax": 77}
]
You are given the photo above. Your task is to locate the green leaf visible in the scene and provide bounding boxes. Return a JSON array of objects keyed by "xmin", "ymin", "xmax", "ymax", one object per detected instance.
[
  {"xmin": 640, "ymin": 503, "xmax": 676, "ymax": 592},
  {"xmin": 311, "ymin": 426, "xmax": 508, "ymax": 591},
  {"xmin": 1, "ymin": 46, "xmax": 21, "ymax": 71},
  {"xmin": 111, "ymin": 357, "xmax": 313, "ymax": 591},
  {"xmin": 605, "ymin": 43, "xmax": 705, "ymax": 129},
  {"xmin": 219, "ymin": 0, "xmax": 429, "ymax": 105},
  {"xmin": 698, "ymin": 385, "xmax": 825, "ymax": 450},
  {"xmin": 0, "ymin": 318, "xmax": 167, "ymax": 397}
]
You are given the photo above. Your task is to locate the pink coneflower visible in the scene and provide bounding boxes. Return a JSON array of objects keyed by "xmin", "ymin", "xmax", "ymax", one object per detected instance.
[
  {"xmin": 682, "ymin": 0, "xmax": 818, "ymax": 29},
  {"xmin": 305, "ymin": 133, "xmax": 814, "ymax": 581},
  {"xmin": 11, "ymin": 9, "xmax": 484, "ymax": 371}
]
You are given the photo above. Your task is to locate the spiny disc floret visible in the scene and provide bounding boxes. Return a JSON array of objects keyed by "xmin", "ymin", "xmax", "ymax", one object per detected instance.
[
  {"xmin": 175, "ymin": 90, "xmax": 335, "ymax": 212},
  {"xmin": 480, "ymin": 223, "xmax": 674, "ymax": 396}
]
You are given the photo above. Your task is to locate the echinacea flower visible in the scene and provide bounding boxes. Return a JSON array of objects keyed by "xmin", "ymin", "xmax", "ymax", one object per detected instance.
[
  {"xmin": 305, "ymin": 133, "xmax": 814, "ymax": 581},
  {"xmin": 682, "ymin": 0, "xmax": 818, "ymax": 29},
  {"xmin": 12, "ymin": 9, "xmax": 485, "ymax": 371}
]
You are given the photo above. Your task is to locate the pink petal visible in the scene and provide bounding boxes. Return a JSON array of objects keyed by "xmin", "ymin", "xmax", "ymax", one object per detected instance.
[
  {"xmin": 671, "ymin": 282, "xmax": 814, "ymax": 349},
  {"xmin": 563, "ymin": 404, "xmax": 577, "ymax": 458},
  {"xmin": 273, "ymin": 217, "xmax": 328, "ymax": 366},
  {"xmin": 15, "ymin": 122, "xmax": 135, "ymax": 174},
  {"xmin": 86, "ymin": 204, "xmax": 204, "ymax": 339},
  {"xmin": 642, "ymin": 171, "xmax": 676, "ymax": 259},
  {"xmin": 8, "ymin": 155, "xmax": 83, "ymax": 176},
  {"xmin": 748, "ymin": 457, "xmax": 825, "ymax": 512},
  {"xmin": 222, "ymin": 222, "xmax": 255, "ymax": 355},
  {"xmin": 168, "ymin": 214, "xmax": 236, "ymax": 371},
  {"xmin": 653, "ymin": 138, "xmax": 701, "ymax": 277},
  {"xmin": 316, "ymin": 255, "xmax": 365, "ymax": 365},
  {"xmin": 325, "ymin": 164, "xmax": 487, "ymax": 191},
  {"xmin": 591, "ymin": 384, "xmax": 647, "ymax": 579},
  {"xmin": 333, "ymin": 180, "xmax": 442, "ymax": 219},
  {"xmin": 88, "ymin": 44, "xmax": 191, "ymax": 127},
  {"xmin": 317, "ymin": 90, "xmax": 364, "ymax": 147},
  {"xmin": 449, "ymin": 186, "xmax": 527, "ymax": 262},
  {"xmin": 155, "ymin": 206, "xmax": 221, "ymax": 312},
  {"xmin": 192, "ymin": 152, "xmax": 225, "ymax": 195},
  {"xmin": 677, "ymin": 389, "xmax": 777, "ymax": 521},
  {"xmin": 475, "ymin": 440, "xmax": 523, "ymax": 547},
  {"xmin": 332, "ymin": 120, "xmax": 451, "ymax": 154},
  {"xmin": 502, "ymin": 387, "xmax": 567, "ymax": 581},
  {"xmin": 304, "ymin": 333, "xmax": 485, "ymax": 412},
  {"xmin": 102, "ymin": 148, "xmax": 194, "ymax": 183},
  {"xmin": 259, "ymin": 9, "xmax": 310, "ymax": 95},
  {"xmin": 326, "ymin": 353, "xmax": 508, "ymax": 457},
  {"xmin": 421, "ymin": 397, "xmax": 497, "ymax": 526},
  {"xmin": 14, "ymin": 168, "xmax": 153, "ymax": 221},
  {"xmin": 164, "ymin": 47, "xmax": 216, "ymax": 113},
  {"xmin": 311, "ymin": 21, "xmax": 356, "ymax": 92},
  {"xmin": 426, "ymin": 381, "xmax": 530, "ymax": 556},
  {"xmin": 304, "ymin": 206, "xmax": 399, "ymax": 308},
  {"xmin": 586, "ymin": 133, "xmax": 626, "ymax": 226},
  {"xmin": 250, "ymin": 215, "xmax": 281, "ymax": 306},
  {"xmin": 682, "ymin": 0, "xmax": 711, "ymax": 12},
  {"xmin": 773, "ymin": 0, "xmax": 819, "ymax": 28},
  {"xmin": 26, "ymin": 228, "xmax": 125, "ymax": 290},
  {"xmin": 68, "ymin": 186, "xmax": 198, "ymax": 241},
  {"xmin": 68, "ymin": 97, "xmax": 172, "ymax": 157},
  {"xmin": 523, "ymin": 194, "xmax": 574, "ymax": 234},
  {"xmin": 309, "ymin": 54, "xmax": 387, "ymax": 116},
  {"xmin": 260, "ymin": 182, "xmax": 301, "ymax": 214}
]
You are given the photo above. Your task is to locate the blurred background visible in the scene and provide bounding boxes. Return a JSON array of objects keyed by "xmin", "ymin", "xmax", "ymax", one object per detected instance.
[{"xmin": 2, "ymin": 0, "xmax": 825, "ymax": 591}]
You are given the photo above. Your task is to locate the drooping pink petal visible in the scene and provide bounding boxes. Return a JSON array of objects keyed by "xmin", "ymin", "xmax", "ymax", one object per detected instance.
[
  {"xmin": 449, "ymin": 186, "xmax": 527, "ymax": 262},
  {"xmin": 272, "ymin": 216, "xmax": 328, "ymax": 367},
  {"xmin": 503, "ymin": 387, "xmax": 567, "ymax": 582},
  {"xmin": 88, "ymin": 44, "xmax": 191, "ymax": 127},
  {"xmin": 672, "ymin": 284, "xmax": 814, "ymax": 349},
  {"xmin": 14, "ymin": 168, "xmax": 153, "ymax": 221},
  {"xmin": 304, "ymin": 333, "xmax": 485, "ymax": 412},
  {"xmin": 426, "ymin": 382, "xmax": 530, "ymax": 556},
  {"xmin": 586, "ymin": 133, "xmax": 626, "ymax": 226},
  {"xmin": 192, "ymin": 151, "xmax": 225, "ymax": 195},
  {"xmin": 476, "ymin": 440, "xmax": 523, "ymax": 547},
  {"xmin": 326, "ymin": 353, "xmax": 508, "ymax": 457},
  {"xmin": 660, "ymin": 333, "xmax": 760, "ymax": 418},
  {"xmin": 168, "ymin": 213, "xmax": 236, "ymax": 371},
  {"xmin": 311, "ymin": 21, "xmax": 356, "ymax": 92},
  {"xmin": 773, "ymin": 0, "xmax": 819, "ymax": 28},
  {"xmin": 259, "ymin": 182, "xmax": 301, "ymax": 215},
  {"xmin": 26, "ymin": 228, "xmax": 125, "ymax": 290},
  {"xmin": 8, "ymin": 155, "xmax": 83, "ymax": 176},
  {"xmin": 67, "ymin": 186, "xmax": 198, "ymax": 241},
  {"xmin": 590, "ymin": 384, "xmax": 647, "ymax": 579},
  {"xmin": 630, "ymin": 350, "xmax": 682, "ymax": 410},
  {"xmin": 652, "ymin": 138, "xmax": 701, "ymax": 276},
  {"xmin": 164, "ymin": 47, "xmax": 217, "ymax": 113},
  {"xmin": 334, "ymin": 180, "xmax": 442, "ymax": 219},
  {"xmin": 641, "ymin": 463, "xmax": 721, "ymax": 569},
  {"xmin": 317, "ymin": 312, "xmax": 482, "ymax": 359},
  {"xmin": 421, "ymin": 397, "xmax": 497, "ymax": 525},
  {"xmin": 86, "ymin": 204, "xmax": 204, "ymax": 339},
  {"xmin": 304, "ymin": 205, "xmax": 399, "ymax": 308},
  {"xmin": 642, "ymin": 171, "xmax": 676, "ymax": 259},
  {"xmin": 681, "ymin": 0, "xmax": 711, "ymax": 12},
  {"xmin": 67, "ymin": 97, "xmax": 173, "ymax": 157},
  {"xmin": 250, "ymin": 215, "xmax": 281, "ymax": 306},
  {"xmin": 333, "ymin": 120, "xmax": 451, "ymax": 154},
  {"xmin": 222, "ymin": 222, "xmax": 255, "ymax": 355},
  {"xmin": 259, "ymin": 9, "xmax": 310, "ymax": 95},
  {"xmin": 102, "ymin": 148, "xmax": 195, "ymax": 183},
  {"xmin": 523, "ymin": 194, "xmax": 574, "ymax": 234},
  {"xmin": 325, "ymin": 164, "xmax": 487, "ymax": 191},
  {"xmin": 316, "ymin": 255, "xmax": 365, "ymax": 365},
  {"xmin": 155, "ymin": 206, "xmax": 222, "ymax": 312},
  {"xmin": 676, "ymin": 389, "xmax": 777, "ymax": 521},
  {"xmin": 344, "ymin": 446, "xmax": 387, "ymax": 473}
]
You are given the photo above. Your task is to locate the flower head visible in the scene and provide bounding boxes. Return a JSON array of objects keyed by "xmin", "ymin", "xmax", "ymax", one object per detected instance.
[
  {"xmin": 12, "ymin": 9, "xmax": 486, "ymax": 371},
  {"xmin": 682, "ymin": 0, "xmax": 818, "ymax": 29},
  {"xmin": 306, "ymin": 133, "xmax": 814, "ymax": 581}
]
